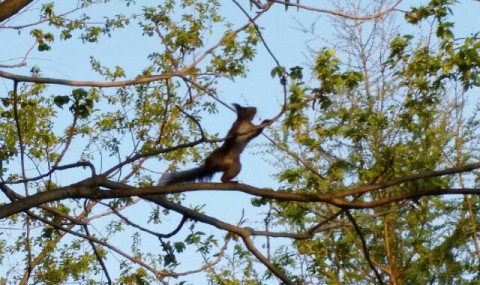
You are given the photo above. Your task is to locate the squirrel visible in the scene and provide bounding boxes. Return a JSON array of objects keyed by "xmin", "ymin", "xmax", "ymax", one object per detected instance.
[{"xmin": 162, "ymin": 103, "xmax": 269, "ymax": 185}]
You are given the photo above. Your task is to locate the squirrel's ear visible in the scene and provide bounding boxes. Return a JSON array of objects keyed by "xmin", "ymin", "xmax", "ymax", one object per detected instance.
[{"xmin": 232, "ymin": 103, "xmax": 241, "ymax": 112}]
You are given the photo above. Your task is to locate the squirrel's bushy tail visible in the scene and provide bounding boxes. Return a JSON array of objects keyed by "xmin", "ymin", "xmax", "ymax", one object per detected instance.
[{"xmin": 161, "ymin": 165, "xmax": 217, "ymax": 185}]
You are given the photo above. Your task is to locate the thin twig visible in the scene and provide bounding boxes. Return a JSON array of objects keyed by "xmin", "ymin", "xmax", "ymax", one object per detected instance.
[
  {"xmin": 103, "ymin": 201, "xmax": 188, "ymax": 238},
  {"xmin": 231, "ymin": 0, "xmax": 288, "ymax": 110},
  {"xmin": 175, "ymin": 105, "xmax": 206, "ymax": 139},
  {"xmin": 5, "ymin": 161, "xmax": 96, "ymax": 185},
  {"xmin": 267, "ymin": 0, "xmax": 403, "ymax": 21}
]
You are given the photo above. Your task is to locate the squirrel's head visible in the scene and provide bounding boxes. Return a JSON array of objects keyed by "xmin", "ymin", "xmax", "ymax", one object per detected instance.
[{"xmin": 232, "ymin": 103, "xmax": 256, "ymax": 121}]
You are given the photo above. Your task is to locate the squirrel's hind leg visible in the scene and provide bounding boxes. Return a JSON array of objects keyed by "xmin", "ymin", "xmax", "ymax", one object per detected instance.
[{"xmin": 221, "ymin": 161, "xmax": 241, "ymax": 183}]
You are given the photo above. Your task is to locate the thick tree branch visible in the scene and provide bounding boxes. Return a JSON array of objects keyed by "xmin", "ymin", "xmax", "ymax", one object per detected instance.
[
  {"xmin": 0, "ymin": 0, "xmax": 33, "ymax": 22},
  {"xmin": 2, "ymin": 177, "xmax": 480, "ymax": 220}
]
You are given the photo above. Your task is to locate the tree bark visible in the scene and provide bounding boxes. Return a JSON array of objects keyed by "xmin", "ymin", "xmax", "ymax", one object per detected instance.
[{"xmin": 0, "ymin": 0, "xmax": 33, "ymax": 22}]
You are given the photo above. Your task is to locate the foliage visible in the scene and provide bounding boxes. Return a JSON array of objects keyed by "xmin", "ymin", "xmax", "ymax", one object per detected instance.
[{"xmin": 0, "ymin": 0, "xmax": 479, "ymax": 284}]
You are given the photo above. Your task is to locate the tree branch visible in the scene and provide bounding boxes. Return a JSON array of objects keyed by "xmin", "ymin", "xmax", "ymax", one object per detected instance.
[
  {"xmin": 267, "ymin": 0, "xmax": 403, "ymax": 20},
  {"xmin": 145, "ymin": 194, "xmax": 294, "ymax": 285},
  {"xmin": 83, "ymin": 224, "xmax": 112, "ymax": 285},
  {"xmin": 0, "ymin": 69, "xmax": 200, "ymax": 87},
  {"xmin": 7, "ymin": 161, "xmax": 96, "ymax": 185},
  {"xmin": 337, "ymin": 162, "xmax": 480, "ymax": 198},
  {"xmin": 104, "ymin": 201, "xmax": 188, "ymax": 239},
  {"xmin": 0, "ymin": 0, "xmax": 33, "ymax": 22},
  {"xmin": 345, "ymin": 210, "xmax": 384, "ymax": 285},
  {"xmin": 2, "ymin": 177, "xmax": 480, "ymax": 219},
  {"xmin": 22, "ymin": 208, "xmax": 171, "ymax": 280}
]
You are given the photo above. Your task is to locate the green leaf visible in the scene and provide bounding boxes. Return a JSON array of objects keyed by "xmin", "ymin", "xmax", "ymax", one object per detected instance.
[
  {"xmin": 53, "ymin": 95, "xmax": 70, "ymax": 108},
  {"xmin": 251, "ymin": 197, "xmax": 268, "ymax": 207}
]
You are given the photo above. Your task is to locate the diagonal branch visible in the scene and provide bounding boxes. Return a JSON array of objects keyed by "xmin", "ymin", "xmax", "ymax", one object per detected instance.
[
  {"xmin": 0, "ymin": 0, "xmax": 33, "ymax": 22},
  {"xmin": 12, "ymin": 80, "xmax": 33, "ymax": 284},
  {"xmin": 345, "ymin": 210, "xmax": 384, "ymax": 285},
  {"xmin": 145, "ymin": 194, "xmax": 294, "ymax": 285},
  {"xmin": 83, "ymin": 224, "xmax": 112, "ymax": 284}
]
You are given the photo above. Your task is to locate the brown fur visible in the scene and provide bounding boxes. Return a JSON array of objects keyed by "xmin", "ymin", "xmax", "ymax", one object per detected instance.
[{"xmin": 163, "ymin": 103, "xmax": 267, "ymax": 184}]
